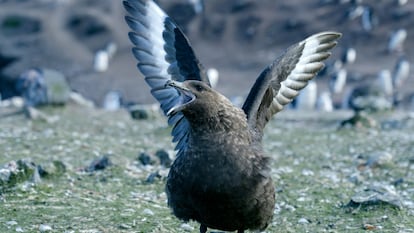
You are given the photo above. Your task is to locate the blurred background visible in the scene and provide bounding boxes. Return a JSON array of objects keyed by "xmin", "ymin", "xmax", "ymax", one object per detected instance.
[{"xmin": 0, "ymin": 0, "xmax": 413, "ymax": 111}]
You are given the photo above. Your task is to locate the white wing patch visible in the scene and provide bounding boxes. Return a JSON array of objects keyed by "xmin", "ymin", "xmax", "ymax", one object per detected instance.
[
  {"xmin": 139, "ymin": 1, "xmax": 170, "ymax": 81},
  {"xmin": 274, "ymin": 32, "xmax": 338, "ymax": 113}
]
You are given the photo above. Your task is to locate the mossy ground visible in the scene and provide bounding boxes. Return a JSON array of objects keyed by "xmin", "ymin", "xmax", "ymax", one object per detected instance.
[{"xmin": 0, "ymin": 106, "xmax": 413, "ymax": 233}]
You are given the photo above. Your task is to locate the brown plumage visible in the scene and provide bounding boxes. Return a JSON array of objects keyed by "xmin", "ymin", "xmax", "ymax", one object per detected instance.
[
  {"xmin": 123, "ymin": 0, "xmax": 341, "ymax": 232},
  {"xmin": 166, "ymin": 80, "xmax": 274, "ymax": 232}
]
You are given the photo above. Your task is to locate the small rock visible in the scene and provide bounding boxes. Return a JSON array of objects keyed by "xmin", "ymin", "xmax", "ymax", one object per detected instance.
[
  {"xmin": 145, "ymin": 171, "xmax": 161, "ymax": 184},
  {"xmin": 348, "ymin": 172, "xmax": 364, "ymax": 184},
  {"xmin": 276, "ymin": 201, "xmax": 296, "ymax": 212},
  {"xmin": 327, "ymin": 223, "xmax": 336, "ymax": 229},
  {"xmin": 298, "ymin": 218, "xmax": 310, "ymax": 224},
  {"xmin": 38, "ymin": 160, "xmax": 66, "ymax": 177},
  {"xmin": 347, "ymin": 184, "xmax": 403, "ymax": 210},
  {"xmin": 142, "ymin": 208, "xmax": 154, "ymax": 216},
  {"xmin": 16, "ymin": 68, "xmax": 71, "ymax": 107},
  {"xmin": 1, "ymin": 160, "xmax": 42, "ymax": 189},
  {"xmin": 180, "ymin": 223, "xmax": 194, "ymax": 231},
  {"xmin": 365, "ymin": 151, "xmax": 393, "ymax": 168},
  {"xmin": 273, "ymin": 204, "xmax": 282, "ymax": 215},
  {"xmin": 391, "ymin": 178, "xmax": 405, "ymax": 186},
  {"xmin": 119, "ymin": 223, "xmax": 131, "ymax": 229},
  {"xmin": 6, "ymin": 220, "xmax": 18, "ymax": 226},
  {"xmin": 15, "ymin": 226, "xmax": 24, "ymax": 232},
  {"xmin": 85, "ymin": 155, "xmax": 111, "ymax": 172},
  {"xmin": 358, "ymin": 151, "xmax": 393, "ymax": 170},
  {"xmin": 15, "ymin": 69, "xmax": 48, "ymax": 107},
  {"xmin": 339, "ymin": 112, "xmax": 377, "ymax": 129},
  {"xmin": 0, "ymin": 169, "xmax": 12, "ymax": 185},
  {"xmin": 128, "ymin": 105, "xmax": 150, "ymax": 120},
  {"xmin": 155, "ymin": 149, "xmax": 172, "ymax": 167},
  {"xmin": 297, "ymin": 196, "xmax": 309, "ymax": 202},
  {"xmin": 42, "ymin": 68, "xmax": 71, "ymax": 105},
  {"xmin": 363, "ymin": 223, "xmax": 376, "ymax": 230},
  {"xmin": 403, "ymin": 200, "xmax": 414, "ymax": 210},
  {"xmin": 39, "ymin": 224, "xmax": 52, "ymax": 232},
  {"xmin": 138, "ymin": 152, "xmax": 155, "ymax": 166},
  {"xmin": 301, "ymin": 169, "xmax": 314, "ymax": 176},
  {"xmin": 381, "ymin": 119, "xmax": 405, "ymax": 130}
]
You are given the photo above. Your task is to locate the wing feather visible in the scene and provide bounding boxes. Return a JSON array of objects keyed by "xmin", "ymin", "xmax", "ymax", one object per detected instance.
[
  {"xmin": 242, "ymin": 32, "xmax": 341, "ymax": 140},
  {"xmin": 124, "ymin": 0, "xmax": 209, "ymax": 152}
]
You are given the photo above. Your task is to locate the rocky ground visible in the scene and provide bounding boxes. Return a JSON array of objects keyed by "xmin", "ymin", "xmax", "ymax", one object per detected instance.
[
  {"xmin": 0, "ymin": 105, "xmax": 413, "ymax": 232},
  {"xmin": 0, "ymin": 0, "xmax": 413, "ymax": 107},
  {"xmin": 1, "ymin": 1, "xmax": 414, "ymax": 232}
]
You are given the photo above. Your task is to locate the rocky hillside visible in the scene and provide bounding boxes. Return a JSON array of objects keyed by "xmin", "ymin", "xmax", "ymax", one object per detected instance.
[{"xmin": 0, "ymin": 0, "xmax": 413, "ymax": 106}]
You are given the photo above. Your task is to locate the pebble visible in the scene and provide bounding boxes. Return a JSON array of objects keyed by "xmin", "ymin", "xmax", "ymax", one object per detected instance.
[
  {"xmin": 142, "ymin": 208, "xmax": 154, "ymax": 216},
  {"xmin": 365, "ymin": 151, "xmax": 393, "ymax": 168},
  {"xmin": 6, "ymin": 220, "xmax": 18, "ymax": 226},
  {"xmin": 15, "ymin": 226, "xmax": 24, "ymax": 232},
  {"xmin": 348, "ymin": 173, "xmax": 364, "ymax": 184},
  {"xmin": 155, "ymin": 149, "xmax": 172, "ymax": 167},
  {"xmin": 298, "ymin": 218, "xmax": 310, "ymax": 224},
  {"xmin": 403, "ymin": 200, "xmax": 414, "ymax": 209},
  {"xmin": 284, "ymin": 203, "xmax": 296, "ymax": 212},
  {"xmin": 128, "ymin": 105, "xmax": 150, "ymax": 120},
  {"xmin": 145, "ymin": 171, "xmax": 161, "ymax": 184},
  {"xmin": 363, "ymin": 223, "xmax": 376, "ymax": 230},
  {"xmin": 84, "ymin": 155, "xmax": 111, "ymax": 172},
  {"xmin": 297, "ymin": 196, "xmax": 310, "ymax": 202},
  {"xmin": 301, "ymin": 169, "xmax": 314, "ymax": 176},
  {"xmin": 119, "ymin": 223, "xmax": 131, "ymax": 229},
  {"xmin": 180, "ymin": 223, "xmax": 194, "ymax": 231},
  {"xmin": 273, "ymin": 204, "xmax": 282, "ymax": 215},
  {"xmin": 348, "ymin": 184, "xmax": 403, "ymax": 209},
  {"xmin": 38, "ymin": 160, "xmax": 67, "ymax": 177},
  {"xmin": 138, "ymin": 152, "xmax": 155, "ymax": 166},
  {"xmin": 39, "ymin": 224, "xmax": 52, "ymax": 232}
]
